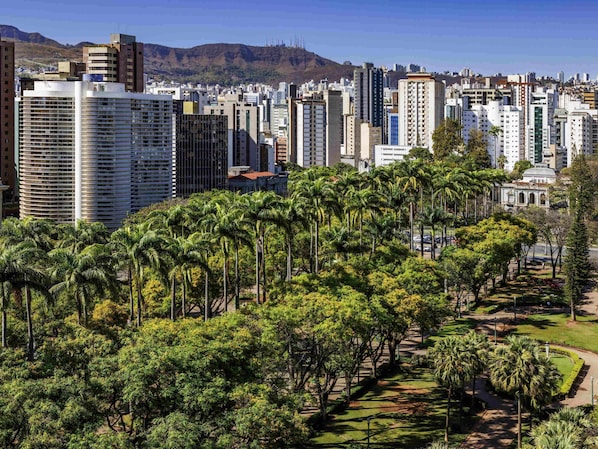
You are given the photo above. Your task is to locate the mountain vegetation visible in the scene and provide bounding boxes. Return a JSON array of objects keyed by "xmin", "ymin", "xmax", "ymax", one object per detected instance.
[{"xmin": 0, "ymin": 24, "xmax": 355, "ymax": 84}]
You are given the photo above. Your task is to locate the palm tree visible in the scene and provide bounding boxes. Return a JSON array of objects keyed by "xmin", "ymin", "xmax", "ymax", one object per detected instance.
[
  {"xmin": 276, "ymin": 195, "xmax": 311, "ymax": 282},
  {"xmin": 488, "ymin": 125, "xmax": 502, "ymax": 169},
  {"xmin": 531, "ymin": 408, "xmax": 591, "ymax": 449},
  {"xmin": 0, "ymin": 240, "xmax": 48, "ymax": 359},
  {"xmin": 110, "ymin": 224, "xmax": 166, "ymax": 326},
  {"xmin": 292, "ymin": 176, "xmax": 336, "ymax": 273},
  {"xmin": 204, "ymin": 192, "xmax": 252, "ymax": 310},
  {"xmin": 240, "ymin": 191, "xmax": 281, "ymax": 304},
  {"xmin": 396, "ymin": 160, "xmax": 430, "ymax": 254},
  {"xmin": 0, "ymin": 217, "xmax": 55, "ymax": 361},
  {"xmin": 429, "ymin": 335, "xmax": 475, "ymax": 443},
  {"xmin": 49, "ymin": 243, "xmax": 116, "ymax": 326},
  {"xmin": 489, "ymin": 335, "xmax": 561, "ymax": 449},
  {"xmin": 56, "ymin": 220, "xmax": 110, "ymax": 253}
]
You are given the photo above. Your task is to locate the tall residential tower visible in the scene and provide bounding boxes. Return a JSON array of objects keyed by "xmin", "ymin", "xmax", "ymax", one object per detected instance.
[
  {"xmin": 83, "ymin": 34, "xmax": 144, "ymax": 93},
  {"xmin": 19, "ymin": 81, "xmax": 172, "ymax": 229}
]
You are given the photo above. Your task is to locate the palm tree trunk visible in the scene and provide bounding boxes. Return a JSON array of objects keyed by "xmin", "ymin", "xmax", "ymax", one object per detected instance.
[
  {"xmin": 75, "ymin": 290, "xmax": 82, "ymax": 325},
  {"xmin": 182, "ymin": 278, "xmax": 187, "ymax": 318},
  {"xmin": 26, "ymin": 286, "xmax": 34, "ymax": 362},
  {"xmin": 128, "ymin": 266, "xmax": 134, "ymax": 324},
  {"xmin": 223, "ymin": 250, "xmax": 228, "ymax": 312},
  {"xmin": 262, "ymin": 240, "xmax": 267, "ymax": 304},
  {"xmin": 445, "ymin": 385, "xmax": 452, "ymax": 443},
  {"xmin": 315, "ymin": 220, "xmax": 320, "ymax": 274},
  {"xmin": 136, "ymin": 278, "xmax": 142, "ymax": 327},
  {"xmin": 170, "ymin": 276, "xmax": 176, "ymax": 321},
  {"xmin": 255, "ymin": 235, "xmax": 261, "ymax": 304},
  {"xmin": 517, "ymin": 396, "xmax": 522, "ymax": 449},
  {"xmin": 234, "ymin": 244, "xmax": 240, "ymax": 310},
  {"xmin": 204, "ymin": 270, "xmax": 209, "ymax": 321},
  {"xmin": 286, "ymin": 235, "xmax": 292, "ymax": 282},
  {"xmin": 409, "ymin": 202, "xmax": 415, "ymax": 251},
  {"xmin": 1, "ymin": 285, "xmax": 6, "ymax": 348}
]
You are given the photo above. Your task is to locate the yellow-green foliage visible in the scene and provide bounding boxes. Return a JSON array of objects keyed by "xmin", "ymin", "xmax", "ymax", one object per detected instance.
[{"xmin": 551, "ymin": 347, "xmax": 585, "ymax": 397}]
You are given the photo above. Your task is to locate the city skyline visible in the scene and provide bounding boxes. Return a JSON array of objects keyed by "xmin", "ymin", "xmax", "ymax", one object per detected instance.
[{"xmin": 4, "ymin": 0, "xmax": 598, "ymax": 79}]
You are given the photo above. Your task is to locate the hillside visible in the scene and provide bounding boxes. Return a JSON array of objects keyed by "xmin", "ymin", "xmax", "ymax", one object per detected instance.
[{"xmin": 1, "ymin": 25, "xmax": 355, "ymax": 85}]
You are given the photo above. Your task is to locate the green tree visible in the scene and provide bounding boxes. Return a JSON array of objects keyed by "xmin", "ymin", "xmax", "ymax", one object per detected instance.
[
  {"xmin": 429, "ymin": 335, "xmax": 475, "ymax": 443},
  {"xmin": 110, "ymin": 224, "xmax": 166, "ymax": 326},
  {"xmin": 511, "ymin": 160, "xmax": 533, "ymax": 180},
  {"xmin": 488, "ymin": 125, "xmax": 503, "ymax": 169},
  {"xmin": 0, "ymin": 240, "xmax": 48, "ymax": 355},
  {"xmin": 564, "ymin": 209, "xmax": 590, "ymax": 321},
  {"xmin": 489, "ymin": 335, "xmax": 561, "ymax": 449},
  {"xmin": 465, "ymin": 129, "xmax": 491, "ymax": 169},
  {"xmin": 432, "ymin": 118, "xmax": 463, "ymax": 161},
  {"xmin": 49, "ymin": 243, "xmax": 116, "ymax": 326}
]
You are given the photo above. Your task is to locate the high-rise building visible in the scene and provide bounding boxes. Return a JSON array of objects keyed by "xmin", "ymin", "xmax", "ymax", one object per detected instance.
[
  {"xmin": 462, "ymin": 99, "xmax": 524, "ymax": 171},
  {"xmin": 526, "ymin": 89, "xmax": 557, "ymax": 164},
  {"xmin": 19, "ymin": 81, "xmax": 172, "ymax": 229},
  {"xmin": 295, "ymin": 95, "xmax": 326, "ymax": 167},
  {"xmin": 397, "ymin": 73, "xmax": 445, "ymax": 150},
  {"xmin": 0, "ymin": 39, "xmax": 15, "ymax": 201},
  {"xmin": 175, "ymin": 110, "xmax": 228, "ymax": 198},
  {"xmin": 204, "ymin": 94, "xmax": 261, "ymax": 171},
  {"xmin": 323, "ymin": 90, "xmax": 342, "ymax": 166},
  {"xmin": 354, "ymin": 63, "xmax": 384, "ymax": 128},
  {"xmin": 83, "ymin": 34, "xmax": 144, "ymax": 92}
]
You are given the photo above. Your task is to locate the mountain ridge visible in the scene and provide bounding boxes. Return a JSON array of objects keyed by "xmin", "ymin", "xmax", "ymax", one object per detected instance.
[{"xmin": 1, "ymin": 24, "xmax": 356, "ymax": 85}]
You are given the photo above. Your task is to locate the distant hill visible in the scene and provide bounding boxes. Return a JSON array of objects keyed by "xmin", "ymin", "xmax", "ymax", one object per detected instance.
[{"xmin": 1, "ymin": 25, "xmax": 356, "ymax": 85}]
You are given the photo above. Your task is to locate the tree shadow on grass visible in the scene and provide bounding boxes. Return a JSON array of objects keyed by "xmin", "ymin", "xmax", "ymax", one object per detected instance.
[{"xmin": 516, "ymin": 316, "xmax": 557, "ymax": 330}]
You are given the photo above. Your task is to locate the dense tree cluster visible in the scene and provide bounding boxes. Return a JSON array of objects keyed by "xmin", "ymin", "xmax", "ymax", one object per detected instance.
[{"xmin": 0, "ymin": 159, "xmax": 536, "ymax": 447}]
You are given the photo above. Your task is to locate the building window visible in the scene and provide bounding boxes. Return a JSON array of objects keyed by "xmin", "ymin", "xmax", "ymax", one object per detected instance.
[
  {"xmin": 518, "ymin": 192, "xmax": 525, "ymax": 204},
  {"xmin": 529, "ymin": 193, "xmax": 535, "ymax": 205},
  {"xmin": 540, "ymin": 193, "xmax": 546, "ymax": 205}
]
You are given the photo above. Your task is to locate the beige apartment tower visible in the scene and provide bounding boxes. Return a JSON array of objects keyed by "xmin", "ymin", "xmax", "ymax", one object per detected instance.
[
  {"xmin": 83, "ymin": 34, "xmax": 144, "ymax": 92},
  {"xmin": 398, "ymin": 73, "xmax": 445, "ymax": 150}
]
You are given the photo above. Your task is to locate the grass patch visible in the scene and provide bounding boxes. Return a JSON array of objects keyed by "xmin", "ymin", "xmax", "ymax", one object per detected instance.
[
  {"xmin": 515, "ymin": 313, "xmax": 598, "ymax": 352},
  {"xmin": 309, "ymin": 366, "xmax": 475, "ymax": 448},
  {"xmin": 550, "ymin": 353, "xmax": 574, "ymax": 378}
]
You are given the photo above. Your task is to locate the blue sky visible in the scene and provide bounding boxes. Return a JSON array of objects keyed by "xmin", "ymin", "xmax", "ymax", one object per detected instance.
[{"xmin": 4, "ymin": 0, "xmax": 597, "ymax": 79}]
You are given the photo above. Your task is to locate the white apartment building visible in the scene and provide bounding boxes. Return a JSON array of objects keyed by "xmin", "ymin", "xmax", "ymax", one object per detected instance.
[
  {"xmin": 462, "ymin": 99, "xmax": 524, "ymax": 171},
  {"xmin": 565, "ymin": 110, "xmax": 595, "ymax": 161},
  {"xmin": 19, "ymin": 81, "xmax": 172, "ymax": 229},
  {"xmin": 397, "ymin": 73, "xmax": 445, "ymax": 150}
]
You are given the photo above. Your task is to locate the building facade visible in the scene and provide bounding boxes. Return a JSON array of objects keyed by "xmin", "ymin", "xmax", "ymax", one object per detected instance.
[
  {"xmin": 397, "ymin": 73, "xmax": 445, "ymax": 150},
  {"xmin": 354, "ymin": 63, "xmax": 384, "ymax": 128},
  {"xmin": 175, "ymin": 113, "xmax": 228, "ymax": 198},
  {"xmin": 204, "ymin": 94, "xmax": 261, "ymax": 171},
  {"xmin": 19, "ymin": 81, "xmax": 172, "ymax": 229},
  {"xmin": 0, "ymin": 39, "xmax": 15, "ymax": 201},
  {"xmin": 83, "ymin": 34, "xmax": 144, "ymax": 93}
]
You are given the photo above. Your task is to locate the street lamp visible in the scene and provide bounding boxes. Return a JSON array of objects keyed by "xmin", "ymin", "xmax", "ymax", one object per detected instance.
[{"xmin": 545, "ymin": 342, "xmax": 550, "ymax": 358}]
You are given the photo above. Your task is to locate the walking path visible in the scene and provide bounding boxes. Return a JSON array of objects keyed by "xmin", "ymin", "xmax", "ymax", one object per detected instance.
[
  {"xmin": 311, "ymin": 269, "xmax": 597, "ymax": 448},
  {"xmin": 453, "ymin": 280, "xmax": 598, "ymax": 448}
]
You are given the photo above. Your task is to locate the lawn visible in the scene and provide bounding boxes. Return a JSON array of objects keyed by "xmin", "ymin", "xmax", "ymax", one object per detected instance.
[
  {"xmin": 514, "ymin": 313, "xmax": 598, "ymax": 352},
  {"xmin": 309, "ymin": 366, "xmax": 475, "ymax": 448},
  {"xmin": 549, "ymin": 352, "xmax": 575, "ymax": 378}
]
